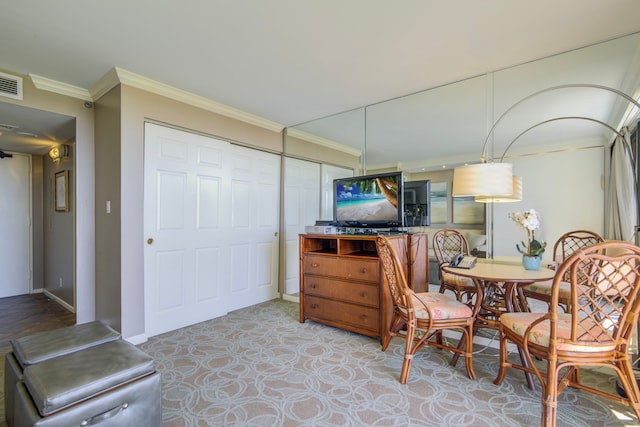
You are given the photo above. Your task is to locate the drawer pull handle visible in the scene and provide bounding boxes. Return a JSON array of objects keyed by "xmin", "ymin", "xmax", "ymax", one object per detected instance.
[
  {"xmin": 311, "ymin": 303, "xmax": 318, "ymax": 309},
  {"xmin": 359, "ymin": 314, "xmax": 367, "ymax": 320},
  {"xmin": 360, "ymin": 268, "xmax": 367, "ymax": 274},
  {"xmin": 309, "ymin": 283, "xmax": 317, "ymax": 289},
  {"xmin": 311, "ymin": 263, "xmax": 319, "ymax": 268},
  {"xmin": 81, "ymin": 402, "xmax": 128, "ymax": 426}
]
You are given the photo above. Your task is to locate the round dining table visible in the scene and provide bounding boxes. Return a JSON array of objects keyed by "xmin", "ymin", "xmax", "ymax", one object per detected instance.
[
  {"xmin": 442, "ymin": 260, "xmax": 556, "ymax": 389},
  {"xmin": 443, "ymin": 261, "xmax": 556, "ymax": 313}
]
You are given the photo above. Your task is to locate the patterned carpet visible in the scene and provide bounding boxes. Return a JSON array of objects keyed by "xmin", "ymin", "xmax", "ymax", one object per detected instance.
[
  {"xmin": 1, "ymin": 295, "xmax": 638, "ymax": 426},
  {"xmin": 138, "ymin": 299, "xmax": 639, "ymax": 427}
]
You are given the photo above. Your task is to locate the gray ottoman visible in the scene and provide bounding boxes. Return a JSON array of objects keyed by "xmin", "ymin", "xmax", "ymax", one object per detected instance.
[
  {"xmin": 13, "ymin": 339, "xmax": 161, "ymax": 427},
  {"xmin": 4, "ymin": 321, "xmax": 120, "ymax": 425}
]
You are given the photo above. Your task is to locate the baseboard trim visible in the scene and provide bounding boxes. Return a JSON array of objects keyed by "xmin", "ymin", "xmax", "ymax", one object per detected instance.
[
  {"xmin": 42, "ymin": 289, "xmax": 76, "ymax": 313},
  {"xmin": 282, "ymin": 293, "xmax": 300, "ymax": 303},
  {"xmin": 126, "ymin": 333, "xmax": 149, "ymax": 345}
]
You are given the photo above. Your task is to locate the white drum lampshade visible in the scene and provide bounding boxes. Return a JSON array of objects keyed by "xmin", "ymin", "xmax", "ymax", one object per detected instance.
[
  {"xmin": 475, "ymin": 175, "xmax": 522, "ymax": 203},
  {"xmin": 452, "ymin": 162, "xmax": 513, "ymax": 197}
]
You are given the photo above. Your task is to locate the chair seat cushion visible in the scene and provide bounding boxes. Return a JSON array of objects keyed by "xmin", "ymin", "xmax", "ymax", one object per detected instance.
[
  {"xmin": 523, "ymin": 280, "xmax": 570, "ymax": 298},
  {"xmin": 441, "ymin": 271, "xmax": 476, "ymax": 289},
  {"xmin": 500, "ymin": 312, "xmax": 616, "ymax": 353},
  {"xmin": 411, "ymin": 292, "xmax": 473, "ymax": 319}
]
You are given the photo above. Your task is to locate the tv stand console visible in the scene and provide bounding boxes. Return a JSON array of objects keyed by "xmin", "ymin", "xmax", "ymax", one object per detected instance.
[{"xmin": 299, "ymin": 233, "xmax": 428, "ymax": 340}]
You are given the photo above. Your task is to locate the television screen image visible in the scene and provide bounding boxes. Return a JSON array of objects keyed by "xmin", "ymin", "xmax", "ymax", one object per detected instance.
[{"xmin": 334, "ymin": 172, "xmax": 403, "ymax": 227}]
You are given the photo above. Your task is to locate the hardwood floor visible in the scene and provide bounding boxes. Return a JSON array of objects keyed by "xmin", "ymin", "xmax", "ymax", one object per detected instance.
[
  {"xmin": 0, "ymin": 292, "xmax": 75, "ymax": 426},
  {"xmin": 0, "ymin": 293, "xmax": 76, "ymax": 351}
]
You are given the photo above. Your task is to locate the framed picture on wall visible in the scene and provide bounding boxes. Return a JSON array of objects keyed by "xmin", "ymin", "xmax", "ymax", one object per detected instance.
[
  {"xmin": 430, "ymin": 182, "xmax": 447, "ymax": 224},
  {"xmin": 55, "ymin": 170, "xmax": 69, "ymax": 212},
  {"xmin": 453, "ymin": 196, "xmax": 485, "ymax": 225}
]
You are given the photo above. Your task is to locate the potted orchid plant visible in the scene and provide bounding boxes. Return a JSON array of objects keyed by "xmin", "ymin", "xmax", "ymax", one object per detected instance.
[{"xmin": 509, "ymin": 209, "xmax": 547, "ymax": 270}]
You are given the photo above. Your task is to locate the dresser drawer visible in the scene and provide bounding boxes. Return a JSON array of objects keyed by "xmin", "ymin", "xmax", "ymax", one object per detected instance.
[
  {"xmin": 303, "ymin": 254, "xmax": 379, "ymax": 282},
  {"xmin": 304, "ymin": 295, "xmax": 379, "ymax": 333},
  {"xmin": 304, "ymin": 275, "xmax": 379, "ymax": 307}
]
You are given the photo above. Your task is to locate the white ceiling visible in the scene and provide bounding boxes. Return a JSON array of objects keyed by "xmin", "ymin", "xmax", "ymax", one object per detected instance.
[{"xmin": 2, "ymin": 1, "xmax": 640, "ymax": 164}]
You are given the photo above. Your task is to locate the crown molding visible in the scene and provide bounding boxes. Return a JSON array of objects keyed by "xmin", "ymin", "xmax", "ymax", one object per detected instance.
[
  {"xmin": 29, "ymin": 74, "xmax": 93, "ymax": 101},
  {"xmin": 32, "ymin": 67, "xmax": 285, "ymax": 133},
  {"xmin": 108, "ymin": 67, "xmax": 283, "ymax": 133},
  {"xmin": 285, "ymin": 128, "xmax": 361, "ymax": 157},
  {"xmin": 89, "ymin": 68, "xmax": 120, "ymax": 101}
]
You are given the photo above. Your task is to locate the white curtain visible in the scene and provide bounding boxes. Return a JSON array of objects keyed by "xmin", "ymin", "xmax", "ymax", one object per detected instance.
[{"xmin": 605, "ymin": 128, "xmax": 637, "ymax": 242}]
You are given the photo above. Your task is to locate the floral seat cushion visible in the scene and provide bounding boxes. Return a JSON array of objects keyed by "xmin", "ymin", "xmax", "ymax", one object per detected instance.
[
  {"xmin": 441, "ymin": 270, "xmax": 477, "ymax": 289},
  {"xmin": 523, "ymin": 280, "xmax": 570, "ymax": 298},
  {"xmin": 500, "ymin": 312, "xmax": 615, "ymax": 353},
  {"xmin": 408, "ymin": 292, "xmax": 473, "ymax": 319}
]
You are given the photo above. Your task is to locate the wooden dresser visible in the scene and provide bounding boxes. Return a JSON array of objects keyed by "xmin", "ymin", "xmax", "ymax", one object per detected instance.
[{"xmin": 299, "ymin": 233, "xmax": 428, "ymax": 339}]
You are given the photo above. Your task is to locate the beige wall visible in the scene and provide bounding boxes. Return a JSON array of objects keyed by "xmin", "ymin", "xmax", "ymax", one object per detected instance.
[
  {"xmin": 43, "ymin": 147, "xmax": 75, "ymax": 304},
  {"xmin": 0, "ymin": 70, "xmax": 95, "ymax": 322},
  {"xmin": 94, "ymin": 86, "xmax": 122, "ymax": 331}
]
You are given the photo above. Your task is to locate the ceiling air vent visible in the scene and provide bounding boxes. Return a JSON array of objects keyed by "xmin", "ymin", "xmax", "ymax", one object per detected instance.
[{"xmin": 0, "ymin": 71, "xmax": 23, "ymax": 100}]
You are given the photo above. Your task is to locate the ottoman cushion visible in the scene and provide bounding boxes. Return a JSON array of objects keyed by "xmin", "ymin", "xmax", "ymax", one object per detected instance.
[
  {"xmin": 12, "ymin": 320, "xmax": 120, "ymax": 367},
  {"xmin": 23, "ymin": 340, "xmax": 156, "ymax": 416}
]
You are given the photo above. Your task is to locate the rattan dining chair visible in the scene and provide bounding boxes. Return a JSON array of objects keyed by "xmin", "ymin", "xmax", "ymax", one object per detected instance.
[
  {"xmin": 432, "ymin": 228, "xmax": 478, "ymax": 303},
  {"xmin": 376, "ymin": 235, "xmax": 478, "ymax": 383},
  {"xmin": 521, "ymin": 229, "xmax": 604, "ymax": 312},
  {"xmin": 494, "ymin": 241, "xmax": 640, "ymax": 427}
]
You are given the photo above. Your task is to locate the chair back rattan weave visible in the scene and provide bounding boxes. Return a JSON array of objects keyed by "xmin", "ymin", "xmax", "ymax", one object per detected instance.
[
  {"xmin": 433, "ymin": 228, "xmax": 470, "ymax": 265},
  {"xmin": 555, "ymin": 241, "xmax": 640, "ymax": 346},
  {"xmin": 554, "ymin": 230, "xmax": 604, "ymax": 280}
]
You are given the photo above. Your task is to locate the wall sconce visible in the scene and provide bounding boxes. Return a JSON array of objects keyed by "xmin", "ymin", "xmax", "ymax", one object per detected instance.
[
  {"xmin": 452, "ymin": 84, "xmax": 640, "ymax": 203},
  {"xmin": 49, "ymin": 145, "xmax": 69, "ymax": 163}
]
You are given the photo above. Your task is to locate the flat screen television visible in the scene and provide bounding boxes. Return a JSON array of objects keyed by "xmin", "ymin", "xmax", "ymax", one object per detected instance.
[
  {"xmin": 333, "ymin": 171, "xmax": 404, "ymax": 228},
  {"xmin": 403, "ymin": 180, "xmax": 431, "ymax": 226}
]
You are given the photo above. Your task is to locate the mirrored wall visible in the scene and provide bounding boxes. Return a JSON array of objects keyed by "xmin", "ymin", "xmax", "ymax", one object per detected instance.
[{"xmin": 283, "ymin": 32, "xmax": 640, "ymax": 298}]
